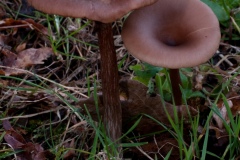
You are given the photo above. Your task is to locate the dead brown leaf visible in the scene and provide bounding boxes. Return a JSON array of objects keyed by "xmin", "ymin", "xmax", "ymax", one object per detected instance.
[
  {"xmin": 138, "ymin": 138, "xmax": 180, "ymax": 160},
  {"xmin": 212, "ymin": 91, "xmax": 240, "ymax": 129},
  {"xmin": 78, "ymin": 79, "xmax": 197, "ymax": 134},
  {"xmin": 16, "ymin": 43, "xmax": 27, "ymax": 53},
  {"xmin": 2, "ymin": 120, "xmax": 55, "ymax": 160},
  {"xmin": 77, "ymin": 79, "xmax": 198, "ymax": 159},
  {"xmin": 63, "ymin": 139, "xmax": 77, "ymax": 160},
  {"xmin": 0, "ymin": 18, "xmax": 49, "ymax": 35},
  {"xmin": 2, "ymin": 47, "xmax": 54, "ymax": 75},
  {"xmin": 196, "ymin": 91, "xmax": 240, "ymax": 157}
]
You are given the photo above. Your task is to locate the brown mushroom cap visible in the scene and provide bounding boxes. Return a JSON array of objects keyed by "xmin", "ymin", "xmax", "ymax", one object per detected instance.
[
  {"xmin": 122, "ymin": 0, "xmax": 221, "ymax": 69},
  {"xmin": 27, "ymin": 0, "xmax": 157, "ymax": 23}
]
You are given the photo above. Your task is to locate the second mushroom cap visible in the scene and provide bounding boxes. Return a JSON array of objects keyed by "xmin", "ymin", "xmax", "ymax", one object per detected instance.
[{"xmin": 121, "ymin": 0, "xmax": 221, "ymax": 69}]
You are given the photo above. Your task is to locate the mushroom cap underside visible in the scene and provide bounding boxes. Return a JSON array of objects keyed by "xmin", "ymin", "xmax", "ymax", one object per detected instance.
[
  {"xmin": 27, "ymin": 0, "xmax": 157, "ymax": 23},
  {"xmin": 122, "ymin": 0, "xmax": 221, "ymax": 69}
]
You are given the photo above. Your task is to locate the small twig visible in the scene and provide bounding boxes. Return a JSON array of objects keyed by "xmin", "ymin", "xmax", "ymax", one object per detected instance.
[
  {"xmin": 0, "ymin": 65, "xmax": 89, "ymax": 98},
  {"xmin": 64, "ymin": 120, "xmax": 87, "ymax": 134},
  {"xmin": 0, "ymin": 106, "xmax": 61, "ymax": 120},
  {"xmin": 0, "ymin": 24, "xmax": 31, "ymax": 29},
  {"xmin": 220, "ymin": 42, "xmax": 240, "ymax": 53},
  {"xmin": 219, "ymin": 54, "xmax": 233, "ymax": 66},
  {"xmin": 129, "ymin": 140, "xmax": 154, "ymax": 160},
  {"xmin": 61, "ymin": 66, "xmax": 84, "ymax": 84},
  {"xmin": 214, "ymin": 54, "xmax": 233, "ymax": 67}
]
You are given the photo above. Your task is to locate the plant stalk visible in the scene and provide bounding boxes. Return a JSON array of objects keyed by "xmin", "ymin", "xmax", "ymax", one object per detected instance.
[
  {"xmin": 97, "ymin": 22, "xmax": 122, "ymax": 153},
  {"xmin": 169, "ymin": 69, "xmax": 182, "ymax": 105}
]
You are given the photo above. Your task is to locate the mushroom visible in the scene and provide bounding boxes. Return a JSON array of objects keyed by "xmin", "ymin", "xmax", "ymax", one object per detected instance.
[
  {"xmin": 122, "ymin": 0, "xmax": 221, "ymax": 105},
  {"xmin": 27, "ymin": 0, "xmax": 157, "ymax": 153}
]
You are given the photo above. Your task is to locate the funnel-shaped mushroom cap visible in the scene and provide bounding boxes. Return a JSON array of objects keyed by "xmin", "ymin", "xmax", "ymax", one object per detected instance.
[
  {"xmin": 122, "ymin": 0, "xmax": 221, "ymax": 69},
  {"xmin": 27, "ymin": 0, "xmax": 157, "ymax": 23}
]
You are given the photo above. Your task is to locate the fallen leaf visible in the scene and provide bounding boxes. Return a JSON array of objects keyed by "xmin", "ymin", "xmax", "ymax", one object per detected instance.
[
  {"xmin": 198, "ymin": 91, "xmax": 240, "ymax": 157},
  {"xmin": 0, "ymin": 18, "xmax": 49, "ymax": 35},
  {"xmin": 77, "ymin": 79, "xmax": 198, "ymax": 159},
  {"xmin": 3, "ymin": 120, "xmax": 27, "ymax": 147},
  {"xmin": 77, "ymin": 79, "xmax": 198, "ymax": 134},
  {"xmin": 2, "ymin": 120, "xmax": 55, "ymax": 160},
  {"xmin": 16, "ymin": 43, "xmax": 27, "ymax": 53},
  {"xmin": 2, "ymin": 47, "xmax": 54, "ymax": 75},
  {"xmin": 63, "ymin": 139, "xmax": 77, "ymax": 160},
  {"xmin": 212, "ymin": 91, "xmax": 240, "ymax": 129}
]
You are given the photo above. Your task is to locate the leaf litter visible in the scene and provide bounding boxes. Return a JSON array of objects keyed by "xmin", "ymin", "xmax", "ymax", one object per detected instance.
[
  {"xmin": 3, "ymin": 120, "xmax": 55, "ymax": 160},
  {"xmin": 0, "ymin": 0, "xmax": 240, "ymax": 159}
]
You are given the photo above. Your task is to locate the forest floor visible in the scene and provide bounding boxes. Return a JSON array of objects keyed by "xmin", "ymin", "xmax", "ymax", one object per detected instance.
[{"xmin": 0, "ymin": 0, "xmax": 240, "ymax": 160}]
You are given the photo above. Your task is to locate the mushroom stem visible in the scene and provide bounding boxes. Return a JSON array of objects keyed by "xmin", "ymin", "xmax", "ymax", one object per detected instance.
[
  {"xmin": 169, "ymin": 69, "xmax": 182, "ymax": 105},
  {"xmin": 96, "ymin": 22, "xmax": 122, "ymax": 149}
]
